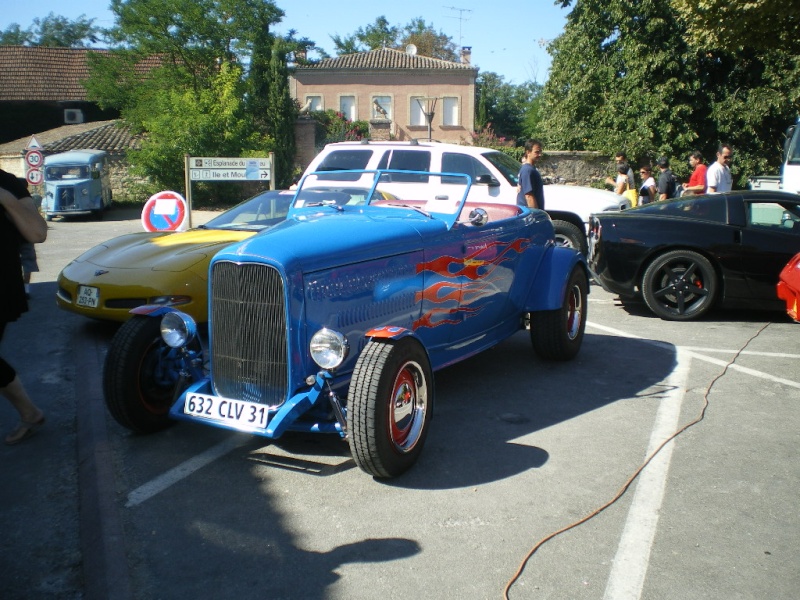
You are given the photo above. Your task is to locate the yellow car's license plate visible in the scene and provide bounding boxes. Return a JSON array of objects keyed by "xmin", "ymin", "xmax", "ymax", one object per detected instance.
[{"xmin": 76, "ymin": 285, "xmax": 100, "ymax": 308}]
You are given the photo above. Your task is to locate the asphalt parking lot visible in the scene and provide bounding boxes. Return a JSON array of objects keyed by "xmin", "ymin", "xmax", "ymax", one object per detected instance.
[{"xmin": 1, "ymin": 205, "xmax": 798, "ymax": 600}]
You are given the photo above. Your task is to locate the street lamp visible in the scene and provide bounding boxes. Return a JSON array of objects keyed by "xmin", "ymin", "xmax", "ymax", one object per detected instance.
[{"xmin": 416, "ymin": 97, "xmax": 438, "ymax": 141}]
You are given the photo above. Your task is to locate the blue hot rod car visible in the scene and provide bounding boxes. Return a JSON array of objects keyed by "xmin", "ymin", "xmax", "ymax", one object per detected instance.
[{"xmin": 103, "ymin": 171, "xmax": 588, "ymax": 478}]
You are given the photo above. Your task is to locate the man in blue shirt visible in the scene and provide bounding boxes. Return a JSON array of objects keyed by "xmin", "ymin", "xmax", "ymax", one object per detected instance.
[{"xmin": 517, "ymin": 139, "xmax": 545, "ymax": 210}]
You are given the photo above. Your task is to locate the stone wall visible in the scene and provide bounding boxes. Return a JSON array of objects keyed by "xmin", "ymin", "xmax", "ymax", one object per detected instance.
[{"xmin": 537, "ymin": 151, "xmax": 614, "ymax": 188}]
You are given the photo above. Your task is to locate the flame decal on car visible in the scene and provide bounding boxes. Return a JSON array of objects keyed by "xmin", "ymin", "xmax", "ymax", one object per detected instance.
[{"xmin": 414, "ymin": 238, "xmax": 530, "ymax": 329}]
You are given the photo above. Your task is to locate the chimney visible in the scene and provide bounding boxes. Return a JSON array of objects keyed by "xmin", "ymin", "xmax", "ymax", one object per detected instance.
[{"xmin": 460, "ymin": 46, "xmax": 472, "ymax": 65}]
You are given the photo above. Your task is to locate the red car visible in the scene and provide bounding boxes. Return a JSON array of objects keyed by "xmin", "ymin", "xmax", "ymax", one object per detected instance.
[{"xmin": 777, "ymin": 252, "xmax": 800, "ymax": 322}]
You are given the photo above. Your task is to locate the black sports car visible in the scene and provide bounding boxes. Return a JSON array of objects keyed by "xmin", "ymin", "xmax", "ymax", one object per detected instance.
[{"xmin": 588, "ymin": 190, "xmax": 800, "ymax": 320}]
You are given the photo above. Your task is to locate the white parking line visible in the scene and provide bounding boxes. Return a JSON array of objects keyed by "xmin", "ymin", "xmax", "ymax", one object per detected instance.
[
  {"xmin": 125, "ymin": 436, "xmax": 247, "ymax": 508},
  {"xmin": 603, "ymin": 348, "xmax": 690, "ymax": 599},
  {"xmin": 585, "ymin": 320, "xmax": 798, "ymax": 599},
  {"xmin": 588, "ymin": 322, "xmax": 800, "ymax": 390}
]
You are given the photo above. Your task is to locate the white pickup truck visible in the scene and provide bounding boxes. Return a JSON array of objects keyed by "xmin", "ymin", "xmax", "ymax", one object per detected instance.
[
  {"xmin": 302, "ymin": 140, "xmax": 629, "ymax": 254},
  {"xmin": 749, "ymin": 118, "xmax": 800, "ymax": 195}
]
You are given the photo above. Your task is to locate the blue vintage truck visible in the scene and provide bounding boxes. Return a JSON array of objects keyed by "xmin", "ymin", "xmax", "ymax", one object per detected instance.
[
  {"xmin": 103, "ymin": 171, "xmax": 588, "ymax": 478},
  {"xmin": 42, "ymin": 149, "xmax": 112, "ymax": 220}
]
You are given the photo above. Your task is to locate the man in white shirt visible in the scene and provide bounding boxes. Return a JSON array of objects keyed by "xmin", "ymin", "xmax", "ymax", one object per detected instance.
[{"xmin": 706, "ymin": 143, "xmax": 733, "ymax": 193}]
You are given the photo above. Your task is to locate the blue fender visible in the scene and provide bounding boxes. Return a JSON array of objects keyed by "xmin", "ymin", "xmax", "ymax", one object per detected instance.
[
  {"xmin": 524, "ymin": 246, "xmax": 588, "ymax": 311},
  {"xmin": 128, "ymin": 305, "xmax": 182, "ymax": 318}
]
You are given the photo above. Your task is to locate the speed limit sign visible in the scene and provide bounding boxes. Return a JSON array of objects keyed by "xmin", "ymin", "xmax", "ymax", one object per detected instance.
[{"xmin": 25, "ymin": 150, "xmax": 44, "ymax": 168}]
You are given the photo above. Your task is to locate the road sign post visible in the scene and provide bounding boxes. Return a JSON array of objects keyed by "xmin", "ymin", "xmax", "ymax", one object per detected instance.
[
  {"xmin": 24, "ymin": 137, "xmax": 45, "ymax": 189},
  {"xmin": 184, "ymin": 154, "xmax": 275, "ymax": 228}
]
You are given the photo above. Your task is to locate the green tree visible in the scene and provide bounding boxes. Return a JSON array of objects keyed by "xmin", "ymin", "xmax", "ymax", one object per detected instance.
[
  {"xmin": 265, "ymin": 38, "xmax": 297, "ymax": 188},
  {"xmin": 331, "ymin": 16, "xmax": 456, "ymax": 60},
  {"xmin": 0, "ymin": 13, "xmax": 101, "ymax": 47},
  {"xmin": 0, "ymin": 24, "xmax": 32, "ymax": 46},
  {"xmin": 543, "ymin": 0, "xmax": 800, "ymax": 184},
  {"xmin": 331, "ymin": 16, "xmax": 399, "ymax": 54},
  {"xmin": 400, "ymin": 18, "xmax": 457, "ymax": 61},
  {"xmin": 85, "ymin": 0, "xmax": 294, "ymax": 200},
  {"xmin": 671, "ymin": 0, "xmax": 800, "ymax": 55},
  {"xmin": 476, "ymin": 72, "xmax": 541, "ymax": 142},
  {"xmin": 520, "ymin": 81, "xmax": 545, "ymax": 140},
  {"xmin": 128, "ymin": 61, "xmax": 261, "ymax": 200}
]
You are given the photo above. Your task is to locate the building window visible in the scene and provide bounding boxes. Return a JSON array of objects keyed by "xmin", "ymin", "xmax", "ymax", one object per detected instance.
[
  {"xmin": 442, "ymin": 97, "xmax": 459, "ymax": 126},
  {"xmin": 410, "ymin": 97, "xmax": 425, "ymax": 126},
  {"xmin": 372, "ymin": 96, "xmax": 392, "ymax": 120},
  {"xmin": 303, "ymin": 95, "xmax": 323, "ymax": 112},
  {"xmin": 340, "ymin": 96, "xmax": 356, "ymax": 121}
]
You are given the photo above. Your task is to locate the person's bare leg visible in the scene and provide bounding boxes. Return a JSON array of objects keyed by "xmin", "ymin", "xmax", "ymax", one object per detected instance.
[{"xmin": 3, "ymin": 376, "xmax": 44, "ymax": 444}]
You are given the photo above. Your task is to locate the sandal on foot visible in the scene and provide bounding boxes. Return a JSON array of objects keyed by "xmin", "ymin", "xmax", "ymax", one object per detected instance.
[{"xmin": 5, "ymin": 412, "xmax": 45, "ymax": 445}]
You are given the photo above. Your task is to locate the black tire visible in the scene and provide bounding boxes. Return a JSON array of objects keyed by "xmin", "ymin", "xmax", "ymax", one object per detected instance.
[
  {"xmin": 103, "ymin": 316, "xmax": 187, "ymax": 433},
  {"xmin": 552, "ymin": 220, "xmax": 587, "ymax": 255},
  {"xmin": 530, "ymin": 266, "xmax": 588, "ymax": 361},
  {"xmin": 348, "ymin": 338, "xmax": 434, "ymax": 478},
  {"xmin": 641, "ymin": 250, "xmax": 717, "ymax": 321}
]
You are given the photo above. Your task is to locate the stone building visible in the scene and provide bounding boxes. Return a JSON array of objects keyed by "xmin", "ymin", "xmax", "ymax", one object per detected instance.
[{"xmin": 290, "ymin": 47, "xmax": 478, "ymax": 148}]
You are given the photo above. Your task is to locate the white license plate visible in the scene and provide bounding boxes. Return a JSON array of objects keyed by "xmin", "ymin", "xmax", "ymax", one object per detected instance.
[
  {"xmin": 184, "ymin": 392, "xmax": 268, "ymax": 430},
  {"xmin": 76, "ymin": 285, "xmax": 100, "ymax": 308}
]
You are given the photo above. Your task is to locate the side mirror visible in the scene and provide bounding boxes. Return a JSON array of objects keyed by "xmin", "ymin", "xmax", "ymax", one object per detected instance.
[{"xmin": 474, "ymin": 174, "xmax": 500, "ymax": 187}]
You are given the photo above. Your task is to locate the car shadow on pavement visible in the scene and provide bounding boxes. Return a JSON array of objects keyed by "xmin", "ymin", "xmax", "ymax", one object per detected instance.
[
  {"xmin": 384, "ymin": 329, "xmax": 678, "ymax": 490},
  {"xmin": 613, "ymin": 294, "xmax": 793, "ymax": 323}
]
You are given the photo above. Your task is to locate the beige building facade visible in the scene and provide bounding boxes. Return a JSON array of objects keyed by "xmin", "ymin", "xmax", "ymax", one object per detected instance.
[{"xmin": 290, "ymin": 47, "xmax": 478, "ymax": 144}]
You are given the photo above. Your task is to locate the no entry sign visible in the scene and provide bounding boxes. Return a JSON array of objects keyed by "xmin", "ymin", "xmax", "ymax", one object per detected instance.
[{"xmin": 141, "ymin": 191, "xmax": 188, "ymax": 232}]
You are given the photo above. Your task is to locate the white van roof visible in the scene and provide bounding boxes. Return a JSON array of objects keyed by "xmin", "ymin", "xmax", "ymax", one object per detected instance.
[{"xmin": 44, "ymin": 149, "xmax": 108, "ymax": 165}]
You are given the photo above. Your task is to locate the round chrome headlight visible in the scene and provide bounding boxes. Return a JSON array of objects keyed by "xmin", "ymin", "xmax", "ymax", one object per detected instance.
[
  {"xmin": 310, "ymin": 328, "xmax": 348, "ymax": 370},
  {"xmin": 160, "ymin": 311, "xmax": 197, "ymax": 348}
]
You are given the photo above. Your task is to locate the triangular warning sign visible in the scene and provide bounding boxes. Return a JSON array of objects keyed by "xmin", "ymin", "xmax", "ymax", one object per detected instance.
[{"xmin": 26, "ymin": 136, "xmax": 42, "ymax": 150}]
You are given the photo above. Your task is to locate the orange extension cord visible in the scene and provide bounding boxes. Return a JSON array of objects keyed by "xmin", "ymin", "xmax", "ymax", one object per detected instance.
[{"xmin": 504, "ymin": 322, "xmax": 772, "ymax": 599}]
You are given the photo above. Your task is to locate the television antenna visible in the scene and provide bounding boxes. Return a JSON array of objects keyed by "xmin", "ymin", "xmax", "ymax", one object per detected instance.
[{"xmin": 444, "ymin": 6, "xmax": 472, "ymax": 51}]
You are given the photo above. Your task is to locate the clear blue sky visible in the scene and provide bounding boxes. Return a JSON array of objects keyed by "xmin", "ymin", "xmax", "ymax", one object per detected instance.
[{"xmin": 2, "ymin": 0, "xmax": 569, "ymax": 84}]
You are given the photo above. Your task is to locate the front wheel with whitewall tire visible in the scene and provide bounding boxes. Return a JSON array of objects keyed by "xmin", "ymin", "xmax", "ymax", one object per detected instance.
[{"xmin": 348, "ymin": 338, "xmax": 433, "ymax": 478}]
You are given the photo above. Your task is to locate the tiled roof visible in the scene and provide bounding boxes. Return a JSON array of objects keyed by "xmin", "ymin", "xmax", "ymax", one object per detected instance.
[
  {"xmin": 0, "ymin": 46, "xmax": 103, "ymax": 101},
  {"xmin": 296, "ymin": 47, "xmax": 476, "ymax": 72},
  {"xmin": 0, "ymin": 46, "xmax": 161, "ymax": 102},
  {"xmin": 0, "ymin": 120, "xmax": 141, "ymax": 157}
]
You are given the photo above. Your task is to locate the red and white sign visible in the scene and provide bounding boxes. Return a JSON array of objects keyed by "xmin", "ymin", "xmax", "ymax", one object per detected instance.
[
  {"xmin": 141, "ymin": 191, "xmax": 188, "ymax": 232},
  {"xmin": 25, "ymin": 150, "xmax": 44, "ymax": 168},
  {"xmin": 26, "ymin": 169, "xmax": 43, "ymax": 186}
]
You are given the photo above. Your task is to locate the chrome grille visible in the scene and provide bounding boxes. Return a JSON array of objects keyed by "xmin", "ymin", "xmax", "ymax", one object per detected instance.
[{"xmin": 210, "ymin": 261, "xmax": 288, "ymax": 406}]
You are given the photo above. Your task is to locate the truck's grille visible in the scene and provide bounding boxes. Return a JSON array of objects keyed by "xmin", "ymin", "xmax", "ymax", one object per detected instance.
[{"xmin": 210, "ymin": 261, "xmax": 288, "ymax": 406}]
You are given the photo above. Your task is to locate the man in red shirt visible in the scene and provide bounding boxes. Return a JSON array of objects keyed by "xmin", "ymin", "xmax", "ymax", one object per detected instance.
[{"xmin": 684, "ymin": 151, "xmax": 708, "ymax": 195}]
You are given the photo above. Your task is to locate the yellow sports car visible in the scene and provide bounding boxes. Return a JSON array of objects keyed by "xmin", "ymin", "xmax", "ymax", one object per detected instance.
[{"xmin": 57, "ymin": 187, "xmax": 396, "ymax": 322}]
